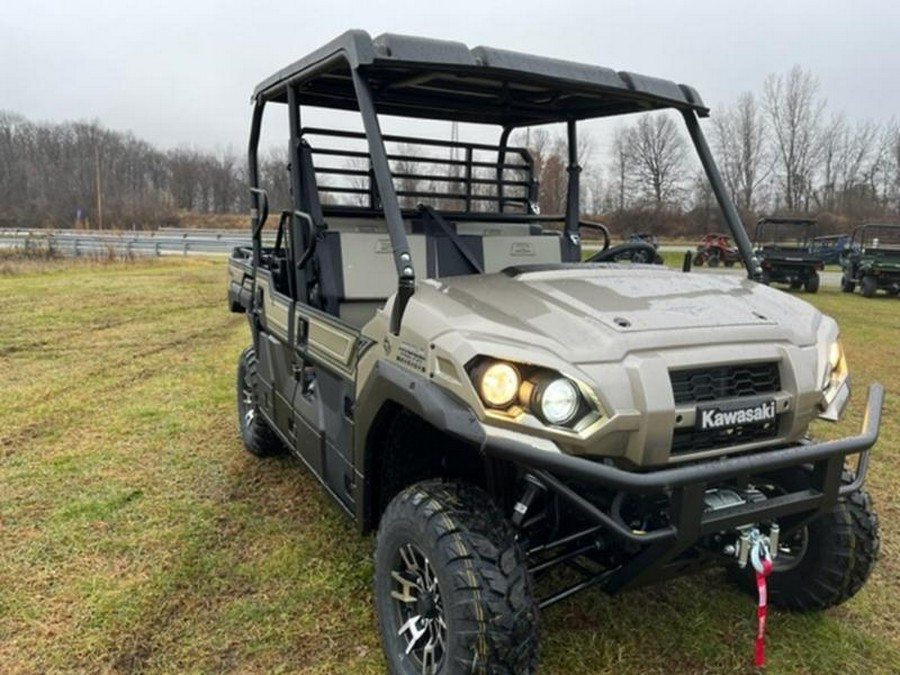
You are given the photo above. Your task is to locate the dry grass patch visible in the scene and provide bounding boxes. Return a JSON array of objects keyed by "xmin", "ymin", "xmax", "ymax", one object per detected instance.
[{"xmin": 0, "ymin": 259, "xmax": 898, "ymax": 674}]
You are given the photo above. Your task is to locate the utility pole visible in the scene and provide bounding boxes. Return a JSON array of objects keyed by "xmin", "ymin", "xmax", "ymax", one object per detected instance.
[{"xmin": 95, "ymin": 146, "xmax": 103, "ymax": 231}]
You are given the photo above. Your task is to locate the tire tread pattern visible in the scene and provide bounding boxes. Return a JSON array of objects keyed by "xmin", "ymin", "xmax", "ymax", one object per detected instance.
[
  {"xmin": 237, "ymin": 346, "xmax": 286, "ymax": 457},
  {"xmin": 376, "ymin": 480, "xmax": 538, "ymax": 675},
  {"xmin": 728, "ymin": 469, "xmax": 879, "ymax": 611}
]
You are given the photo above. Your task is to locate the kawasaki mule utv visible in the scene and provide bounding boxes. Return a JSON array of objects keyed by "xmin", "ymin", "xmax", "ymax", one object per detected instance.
[
  {"xmin": 227, "ymin": 30, "xmax": 881, "ymax": 674},
  {"xmin": 754, "ymin": 217, "xmax": 825, "ymax": 292},
  {"xmin": 841, "ymin": 222, "xmax": 900, "ymax": 297}
]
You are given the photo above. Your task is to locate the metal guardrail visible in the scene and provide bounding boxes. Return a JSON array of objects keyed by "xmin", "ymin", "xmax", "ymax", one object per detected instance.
[{"xmin": 0, "ymin": 228, "xmax": 257, "ymax": 257}]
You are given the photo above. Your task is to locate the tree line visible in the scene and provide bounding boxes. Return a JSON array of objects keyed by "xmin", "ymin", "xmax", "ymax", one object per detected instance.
[
  {"xmin": 0, "ymin": 111, "xmax": 256, "ymax": 229},
  {"xmin": 2, "ymin": 65, "xmax": 899, "ymax": 236},
  {"xmin": 529, "ymin": 66, "xmax": 900, "ymax": 237}
]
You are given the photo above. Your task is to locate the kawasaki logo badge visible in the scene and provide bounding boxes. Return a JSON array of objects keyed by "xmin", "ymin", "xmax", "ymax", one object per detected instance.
[{"xmin": 698, "ymin": 400, "xmax": 776, "ymax": 430}]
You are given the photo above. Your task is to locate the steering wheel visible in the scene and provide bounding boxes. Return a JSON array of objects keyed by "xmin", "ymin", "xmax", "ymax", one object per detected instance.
[
  {"xmin": 586, "ymin": 240, "xmax": 660, "ymax": 264},
  {"xmin": 578, "ymin": 220, "xmax": 610, "ymax": 254}
]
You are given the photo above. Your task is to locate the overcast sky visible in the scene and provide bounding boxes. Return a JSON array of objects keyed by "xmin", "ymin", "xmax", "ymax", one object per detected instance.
[{"xmin": 2, "ymin": 0, "xmax": 898, "ymax": 151}]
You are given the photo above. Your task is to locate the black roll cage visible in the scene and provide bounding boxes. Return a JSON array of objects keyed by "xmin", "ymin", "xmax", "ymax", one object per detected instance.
[
  {"xmin": 754, "ymin": 216, "xmax": 818, "ymax": 248},
  {"xmin": 247, "ymin": 30, "xmax": 761, "ymax": 334},
  {"xmin": 850, "ymin": 222, "xmax": 900, "ymax": 250}
]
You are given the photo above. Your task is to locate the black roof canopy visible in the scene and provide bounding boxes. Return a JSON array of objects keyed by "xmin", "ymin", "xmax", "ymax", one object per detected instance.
[{"xmin": 254, "ymin": 30, "xmax": 709, "ymax": 127}]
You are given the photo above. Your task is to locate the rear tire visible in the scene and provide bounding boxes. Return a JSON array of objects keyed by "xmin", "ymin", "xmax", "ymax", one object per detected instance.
[
  {"xmin": 861, "ymin": 275, "xmax": 878, "ymax": 298},
  {"xmin": 804, "ymin": 273, "xmax": 820, "ymax": 293},
  {"xmin": 693, "ymin": 253, "xmax": 705, "ymax": 267},
  {"xmin": 708, "ymin": 250, "xmax": 720, "ymax": 267},
  {"xmin": 237, "ymin": 346, "xmax": 286, "ymax": 457},
  {"xmin": 375, "ymin": 481, "xmax": 538, "ymax": 675},
  {"xmin": 727, "ymin": 469, "xmax": 879, "ymax": 611}
]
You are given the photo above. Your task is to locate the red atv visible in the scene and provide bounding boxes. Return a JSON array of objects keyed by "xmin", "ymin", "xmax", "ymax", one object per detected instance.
[{"xmin": 693, "ymin": 233, "xmax": 741, "ymax": 267}]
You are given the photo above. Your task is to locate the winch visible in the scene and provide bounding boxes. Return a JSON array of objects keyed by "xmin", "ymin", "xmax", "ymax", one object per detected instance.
[{"xmin": 703, "ymin": 487, "xmax": 780, "ymax": 667}]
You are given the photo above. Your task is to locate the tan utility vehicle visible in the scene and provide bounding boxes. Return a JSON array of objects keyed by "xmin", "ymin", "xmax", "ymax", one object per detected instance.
[{"xmin": 227, "ymin": 31, "xmax": 882, "ymax": 674}]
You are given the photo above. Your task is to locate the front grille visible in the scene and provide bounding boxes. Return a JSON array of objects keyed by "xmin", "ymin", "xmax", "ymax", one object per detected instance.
[
  {"xmin": 671, "ymin": 417, "xmax": 780, "ymax": 455},
  {"xmin": 670, "ymin": 362, "xmax": 780, "ymax": 405}
]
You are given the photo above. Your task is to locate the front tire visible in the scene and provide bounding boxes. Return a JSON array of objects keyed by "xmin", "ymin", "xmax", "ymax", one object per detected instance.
[
  {"xmin": 237, "ymin": 346, "xmax": 286, "ymax": 457},
  {"xmin": 375, "ymin": 481, "xmax": 538, "ymax": 675},
  {"xmin": 861, "ymin": 275, "xmax": 878, "ymax": 298},
  {"xmin": 727, "ymin": 469, "xmax": 879, "ymax": 611},
  {"xmin": 841, "ymin": 274, "xmax": 856, "ymax": 293}
]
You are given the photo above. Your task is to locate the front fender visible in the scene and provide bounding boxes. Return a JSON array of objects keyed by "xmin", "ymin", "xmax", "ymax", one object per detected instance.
[{"xmin": 353, "ymin": 360, "xmax": 486, "ymax": 531}]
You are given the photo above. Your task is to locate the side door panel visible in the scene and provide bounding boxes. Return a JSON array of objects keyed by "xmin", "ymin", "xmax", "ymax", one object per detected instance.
[
  {"xmin": 291, "ymin": 306, "xmax": 362, "ymax": 511},
  {"xmin": 253, "ymin": 270, "xmax": 296, "ymax": 435}
]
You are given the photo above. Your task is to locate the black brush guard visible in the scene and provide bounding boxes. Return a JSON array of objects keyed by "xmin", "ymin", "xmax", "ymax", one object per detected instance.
[{"xmin": 484, "ymin": 384, "xmax": 882, "ymax": 606}]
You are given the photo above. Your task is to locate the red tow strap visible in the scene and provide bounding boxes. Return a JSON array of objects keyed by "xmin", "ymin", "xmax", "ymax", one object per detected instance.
[{"xmin": 754, "ymin": 557, "xmax": 773, "ymax": 668}]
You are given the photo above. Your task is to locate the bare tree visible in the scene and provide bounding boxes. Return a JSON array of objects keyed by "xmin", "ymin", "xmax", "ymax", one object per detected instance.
[
  {"xmin": 876, "ymin": 119, "xmax": 900, "ymax": 214},
  {"xmin": 390, "ymin": 142, "xmax": 422, "ymax": 209},
  {"xmin": 609, "ymin": 125, "xmax": 633, "ymax": 211},
  {"xmin": 713, "ymin": 92, "xmax": 769, "ymax": 213},
  {"xmin": 817, "ymin": 116, "xmax": 881, "ymax": 215},
  {"xmin": 624, "ymin": 113, "xmax": 688, "ymax": 209},
  {"xmin": 762, "ymin": 66, "xmax": 825, "ymax": 212},
  {"xmin": 583, "ymin": 167, "xmax": 605, "ymax": 215},
  {"xmin": 257, "ymin": 148, "xmax": 291, "ymax": 212}
]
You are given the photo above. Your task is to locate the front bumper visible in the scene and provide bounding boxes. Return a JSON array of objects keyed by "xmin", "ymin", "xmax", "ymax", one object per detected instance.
[{"xmin": 481, "ymin": 383, "xmax": 883, "ymax": 593}]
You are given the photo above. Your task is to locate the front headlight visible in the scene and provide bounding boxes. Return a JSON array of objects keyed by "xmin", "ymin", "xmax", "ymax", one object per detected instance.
[
  {"xmin": 824, "ymin": 340, "xmax": 848, "ymax": 390},
  {"xmin": 468, "ymin": 357, "xmax": 598, "ymax": 429},
  {"xmin": 476, "ymin": 362, "xmax": 521, "ymax": 408},
  {"xmin": 532, "ymin": 377, "xmax": 580, "ymax": 425},
  {"xmin": 820, "ymin": 339, "xmax": 850, "ymax": 421}
]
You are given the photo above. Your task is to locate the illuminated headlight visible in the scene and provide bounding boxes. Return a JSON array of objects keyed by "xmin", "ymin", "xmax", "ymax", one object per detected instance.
[
  {"xmin": 824, "ymin": 340, "xmax": 848, "ymax": 390},
  {"xmin": 469, "ymin": 357, "xmax": 599, "ymax": 429},
  {"xmin": 476, "ymin": 362, "xmax": 520, "ymax": 408},
  {"xmin": 820, "ymin": 339, "xmax": 850, "ymax": 421},
  {"xmin": 533, "ymin": 377, "xmax": 581, "ymax": 425}
]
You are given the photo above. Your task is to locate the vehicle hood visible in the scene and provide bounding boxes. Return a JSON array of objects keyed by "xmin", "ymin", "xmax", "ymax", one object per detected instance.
[{"xmin": 406, "ymin": 266, "xmax": 823, "ymax": 364}]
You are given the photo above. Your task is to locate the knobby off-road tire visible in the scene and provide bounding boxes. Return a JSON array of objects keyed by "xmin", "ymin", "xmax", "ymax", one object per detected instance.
[
  {"xmin": 236, "ymin": 346, "xmax": 286, "ymax": 457},
  {"xmin": 375, "ymin": 481, "xmax": 538, "ymax": 675},
  {"xmin": 708, "ymin": 250, "xmax": 721, "ymax": 267},
  {"xmin": 727, "ymin": 469, "xmax": 879, "ymax": 611},
  {"xmin": 840, "ymin": 274, "xmax": 856, "ymax": 293},
  {"xmin": 861, "ymin": 275, "xmax": 878, "ymax": 298},
  {"xmin": 804, "ymin": 273, "xmax": 820, "ymax": 293}
]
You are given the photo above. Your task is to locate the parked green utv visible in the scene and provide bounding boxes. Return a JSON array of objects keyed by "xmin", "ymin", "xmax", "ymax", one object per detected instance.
[
  {"xmin": 754, "ymin": 217, "xmax": 825, "ymax": 293},
  {"xmin": 841, "ymin": 222, "xmax": 900, "ymax": 297},
  {"xmin": 226, "ymin": 31, "xmax": 882, "ymax": 674}
]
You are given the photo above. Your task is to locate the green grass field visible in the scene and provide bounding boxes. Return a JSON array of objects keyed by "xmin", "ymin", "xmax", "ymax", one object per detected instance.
[{"xmin": 0, "ymin": 257, "xmax": 897, "ymax": 674}]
